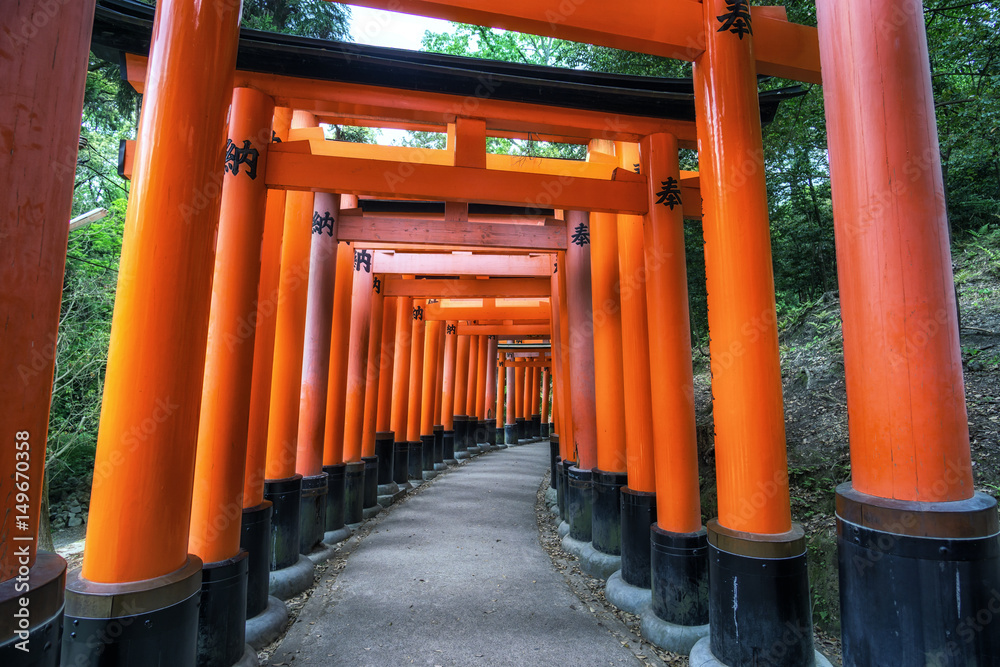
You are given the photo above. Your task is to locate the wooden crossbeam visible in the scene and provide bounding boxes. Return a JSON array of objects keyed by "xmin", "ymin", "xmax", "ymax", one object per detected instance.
[
  {"xmin": 373, "ymin": 253, "xmax": 552, "ymax": 277},
  {"xmin": 425, "ymin": 299, "xmax": 550, "ymax": 322},
  {"xmin": 338, "ymin": 215, "xmax": 566, "ymax": 251},
  {"xmin": 458, "ymin": 324, "xmax": 550, "ymax": 336},
  {"xmin": 341, "ymin": 1, "xmax": 821, "ymax": 83},
  {"xmin": 264, "ymin": 144, "xmax": 648, "ymax": 214},
  {"xmin": 499, "ymin": 359, "xmax": 552, "ymax": 368},
  {"xmin": 384, "ymin": 278, "xmax": 550, "ymax": 298}
]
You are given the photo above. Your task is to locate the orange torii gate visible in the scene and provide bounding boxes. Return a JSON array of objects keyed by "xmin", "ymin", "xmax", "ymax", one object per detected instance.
[{"xmin": 3, "ymin": 1, "xmax": 994, "ymax": 666}]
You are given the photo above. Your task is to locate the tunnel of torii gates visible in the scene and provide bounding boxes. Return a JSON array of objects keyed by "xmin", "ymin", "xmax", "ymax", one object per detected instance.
[{"xmin": 2, "ymin": 0, "xmax": 997, "ymax": 665}]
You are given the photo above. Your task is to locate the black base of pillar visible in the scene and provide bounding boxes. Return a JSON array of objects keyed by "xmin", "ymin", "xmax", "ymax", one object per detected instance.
[
  {"xmin": 375, "ymin": 431, "xmax": 394, "ymax": 485},
  {"xmin": 196, "ymin": 551, "xmax": 248, "ymax": 667},
  {"xmin": 420, "ymin": 434, "xmax": 435, "ymax": 472},
  {"xmin": 504, "ymin": 424, "xmax": 518, "ymax": 446},
  {"xmin": 491, "ymin": 423, "xmax": 500, "ymax": 446},
  {"xmin": 837, "ymin": 484, "xmax": 1000, "ymax": 666},
  {"xmin": 567, "ymin": 466, "xmax": 594, "ymax": 542},
  {"xmin": 344, "ymin": 461, "xmax": 365, "ymax": 525},
  {"xmin": 240, "ymin": 501, "xmax": 273, "ymax": 619},
  {"xmin": 515, "ymin": 418, "xmax": 526, "ymax": 441},
  {"xmin": 558, "ymin": 459, "xmax": 575, "ymax": 522},
  {"xmin": 453, "ymin": 416, "xmax": 468, "ymax": 453},
  {"xmin": 442, "ymin": 431, "xmax": 455, "ymax": 460},
  {"xmin": 531, "ymin": 414, "xmax": 541, "ymax": 438},
  {"xmin": 323, "ymin": 464, "xmax": 346, "ymax": 532},
  {"xmin": 541, "ymin": 423, "xmax": 550, "ymax": 438},
  {"xmin": 650, "ymin": 523, "xmax": 709, "ymax": 627},
  {"xmin": 593, "ymin": 469, "xmax": 627, "ymax": 556},
  {"xmin": 362, "ymin": 456, "xmax": 379, "ymax": 509},
  {"xmin": 433, "ymin": 425, "xmax": 444, "ymax": 464},
  {"xmin": 475, "ymin": 420, "xmax": 489, "ymax": 445},
  {"xmin": 549, "ymin": 437, "xmax": 560, "ymax": 485},
  {"xmin": 299, "ymin": 472, "xmax": 328, "ymax": 554},
  {"xmin": 549, "ymin": 422, "xmax": 554, "ymax": 436},
  {"xmin": 264, "ymin": 474, "xmax": 302, "ymax": 570},
  {"xmin": 407, "ymin": 441, "xmax": 422, "ymax": 479},
  {"xmin": 707, "ymin": 520, "xmax": 814, "ymax": 667},
  {"xmin": 62, "ymin": 556, "xmax": 202, "ymax": 667},
  {"xmin": 392, "ymin": 441, "xmax": 409, "ymax": 484},
  {"xmin": 620, "ymin": 487, "xmax": 656, "ymax": 588},
  {"xmin": 0, "ymin": 552, "xmax": 64, "ymax": 667}
]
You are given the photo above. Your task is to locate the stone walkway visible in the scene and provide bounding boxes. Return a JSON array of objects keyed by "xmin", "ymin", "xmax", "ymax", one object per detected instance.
[{"xmin": 270, "ymin": 442, "xmax": 639, "ymax": 666}]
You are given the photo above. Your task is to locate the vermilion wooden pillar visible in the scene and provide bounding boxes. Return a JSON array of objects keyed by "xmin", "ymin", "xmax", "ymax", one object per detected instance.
[
  {"xmin": 440, "ymin": 322, "xmax": 459, "ymax": 462},
  {"xmin": 504, "ymin": 363, "xmax": 517, "ymax": 446},
  {"xmin": 452, "ymin": 332, "xmax": 471, "ymax": 459},
  {"xmin": 540, "ymin": 368, "xmax": 551, "ymax": 437},
  {"xmin": 637, "ymin": 133, "xmax": 708, "ymax": 645},
  {"xmin": 389, "ymin": 296, "xmax": 413, "ymax": 487},
  {"xmin": 464, "ymin": 334, "xmax": 481, "ymax": 452},
  {"xmin": 242, "ymin": 106, "xmax": 292, "ymax": 624},
  {"xmin": 554, "ymin": 251, "xmax": 576, "ymax": 465},
  {"xmin": 529, "ymin": 365, "xmax": 542, "ymax": 438},
  {"xmin": 818, "ymin": 1, "xmax": 999, "ymax": 663},
  {"xmin": 473, "ymin": 334, "xmax": 490, "ymax": 446},
  {"xmin": 262, "ymin": 110, "xmax": 316, "ymax": 581},
  {"xmin": 405, "ymin": 300, "xmax": 427, "ymax": 481},
  {"xmin": 495, "ymin": 353, "xmax": 506, "ymax": 445},
  {"xmin": 483, "ymin": 335, "xmax": 499, "ymax": 446},
  {"xmin": 187, "ymin": 87, "xmax": 274, "ymax": 667},
  {"xmin": 514, "ymin": 365, "xmax": 526, "ymax": 442},
  {"xmin": 564, "ymin": 209, "xmax": 598, "ymax": 544},
  {"xmin": 296, "ymin": 192, "xmax": 340, "ymax": 554},
  {"xmin": 63, "ymin": 1, "xmax": 241, "ymax": 662},
  {"xmin": 1, "ymin": 0, "xmax": 94, "ymax": 659},
  {"xmin": 344, "ymin": 250, "xmax": 376, "ymax": 522},
  {"xmin": 691, "ymin": 2, "xmax": 815, "ymax": 663},
  {"xmin": 361, "ymin": 271, "xmax": 386, "ymax": 458},
  {"xmin": 419, "ymin": 320, "xmax": 443, "ymax": 478},
  {"xmin": 373, "ymin": 293, "xmax": 398, "ymax": 495}
]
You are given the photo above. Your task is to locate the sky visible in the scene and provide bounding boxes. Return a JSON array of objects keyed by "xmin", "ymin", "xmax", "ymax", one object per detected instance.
[{"xmin": 348, "ymin": 6, "xmax": 453, "ymax": 51}]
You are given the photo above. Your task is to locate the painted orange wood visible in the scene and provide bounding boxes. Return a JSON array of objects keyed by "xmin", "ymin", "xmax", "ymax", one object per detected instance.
[
  {"xmin": 375, "ymin": 297, "xmax": 398, "ymax": 434},
  {"xmin": 420, "ymin": 321, "xmax": 443, "ymax": 435},
  {"xmin": 323, "ymin": 241, "xmax": 356, "ymax": 465},
  {"xmin": 406, "ymin": 300, "xmax": 427, "ymax": 442},
  {"xmin": 384, "ymin": 278, "xmax": 550, "ymax": 299},
  {"xmin": 190, "ymin": 88, "xmax": 275, "ymax": 564},
  {"xmin": 389, "ymin": 297, "xmax": 414, "ymax": 439},
  {"xmin": 374, "ymin": 253, "xmax": 551, "ymax": 277},
  {"xmin": 424, "ymin": 301, "xmax": 550, "ymax": 321},
  {"xmin": 344, "ymin": 256, "xmax": 375, "ymax": 463},
  {"xmin": 456, "ymin": 324, "xmax": 550, "ymax": 337},
  {"xmin": 361, "ymin": 277, "xmax": 386, "ymax": 457},
  {"xmin": 1, "ymin": 0, "xmax": 96, "ymax": 579},
  {"xmin": 441, "ymin": 324, "xmax": 459, "ymax": 429},
  {"xmin": 337, "ymin": 216, "xmax": 567, "ymax": 251}
]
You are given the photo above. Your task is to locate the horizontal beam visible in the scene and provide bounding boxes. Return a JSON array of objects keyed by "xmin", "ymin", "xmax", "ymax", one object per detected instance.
[
  {"xmin": 499, "ymin": 359, "xmax": 552, "ymax": 368},
  {"xmin": 384, "ymin": 278, "xmax": 550, "ymax": 298},
  {"xmin": 338, "ymin": 215, "xmax": 567, "ymax": 251},
  {"xmin": 264, "ymin": 145, "xmax": 649, "ymax": 214},
  {"xmin": 124, "ymin": 54, "xmax": 699, "ymax": 145},
  {"xmin": 342, "ymin": 1, "xmax": 821, "ymax": 83},
  {"xmin": 458, "ymin": 324, "xmax": 550, "ymax": 336},
  {"xmin": 426, "ymin": 301, "xmax": 551, "ymax": 321},
  {"xmin": 374, "ymin": 253, "xmax": 553, "ymax": 277}
]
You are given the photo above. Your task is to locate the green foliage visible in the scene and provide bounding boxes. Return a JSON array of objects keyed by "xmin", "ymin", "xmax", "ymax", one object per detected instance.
[{"xmin": 243, "ymin": 1, "xmax": 353, "ymax": 40}]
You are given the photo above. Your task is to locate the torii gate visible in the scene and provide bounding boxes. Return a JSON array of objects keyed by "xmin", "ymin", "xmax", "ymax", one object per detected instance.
[{"xmin": 3, "ymin": 1, "xmax": 995, "ymax": 667}]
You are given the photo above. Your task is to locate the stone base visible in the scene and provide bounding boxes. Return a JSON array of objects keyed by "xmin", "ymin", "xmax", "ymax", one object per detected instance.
[
  {"xmin": 434, "ymin": 463, "xmax": 447, "ymax": 471},
  {"xmin": 422, "ymin": 470, "xmax": 439, "ymax": 481},
  {"xmin": 234, "ymin": 643, "xmax": 259, "ymax": 667},
  {"xmin": 578, "ymin": 542, "xmax": 622, "ymax": 581},
  {"xmin": 322, "ymin": 526, "xmax": 352, "ymax": 546},
  {"xmin": 444, "ymin": 458, "xmax": 459, "ymax": 465},
  {"xmin": 689, "ymin": 638, "xmax": 833, "ymax": 667},
  {"xmin": 363, "ymin": 503, "xmax": 383, "ymax": 519},
  {"xmin": 560, "ymin": 533, "xmax": 588, "ymax": 558},
  {"xmin": 268, "ymin": 555, "xmax": 314, "ymax": 601},
  {"xmin": 557, "ymin": 521, "xmax": 570, "ymax": 537},
  {"xmin": 245, "ymin": 596, "xmax": 287, "ymax": 649},
  {"xmin": 455, "ymin": 451, "xmax": 470, "ymax": 460},
  {"xmin": 640, "ymin": 613, "xmax": 709, "ymax": 656},
  {"xmin": 604, "ymin": 569, "xmax": 651, "ymax": 615},
  {"xmin": 544, "ymin": 487, "xmax": 557, "ymax": 506},
  {"xmin": 305, "ymin": 541, "xmax": 338, "ymax": 565}
]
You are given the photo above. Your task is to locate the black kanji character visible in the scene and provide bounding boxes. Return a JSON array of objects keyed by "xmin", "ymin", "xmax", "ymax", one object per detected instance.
[
  {"xmin": 372, "ymin": 276, "xmax": 381, "ymax": 294},
  {"xmin": 717, "ymin": 0, "xmax": 753, "ymax": 39},
  {"xmin": 225, "ymin": 139, "xmax": 259, "ymax": 179},
  {"xmin": 553, "ymin": 260, "xmax": 558, "ymax": 274},
  {"xmin": 446, "ymin": 324, "xmax": 457, "ymax": 334},
  {"xmin": 655, "ymin": 177, "xmax": 684, "ymax": 210},
  {"xmin": 271, "ymin": 131, "xmax": 282, "ymax": 143},
  {"xmin": 413, "ymin": 306, "xmax": 423, "ymax": 321},
  {"xmin": 354, "ymin": 249, "xmax": 372, "ymax": 273},
  {"xmin": 312, "ymin": 211, "xmax": 335, "ymax": 236},
  {"xmin": 633, "ymin": 163, "xmax": 641, "ymax": 174},
  {"xmin": 570, "ymin": 222, "xmax": 590, "ymax": 247}
]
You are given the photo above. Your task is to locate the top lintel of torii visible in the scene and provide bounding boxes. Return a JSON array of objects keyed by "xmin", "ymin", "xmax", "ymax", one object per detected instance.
[{"xmin": 342, "ymin": 0, "xmax": 821, "ymax": 85}]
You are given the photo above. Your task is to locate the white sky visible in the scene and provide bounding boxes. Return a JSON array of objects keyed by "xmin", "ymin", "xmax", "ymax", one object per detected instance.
[{"xmin": 349, "ymin": 6, "xmax": 453, "ymax": 51}]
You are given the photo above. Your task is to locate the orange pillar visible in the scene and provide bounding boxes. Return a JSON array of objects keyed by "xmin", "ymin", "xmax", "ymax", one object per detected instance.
[
  {"xmin": 189, "ymin": 87, "xmax": 275, "ymax": 567},
  {"xmin": 452, "ymin": 334, "xmax": 471, "ymax": 458},
  {"xmin": 818, "ymin": 1, "xmax": 998, "ymax": 661},
  {"xmin": 514, "ymin": 364, "xmax": 526, "ymax": 442},
  {"xmin": 484, "ymin": 335, "xmax": 498, "ymax": 445},
  {"xmin": 551, "ymin": 253, "xmax": 575, "ymax": 462},
  {"xmin": 504, "ymin": 363, "xmax": 517, "ymax": 446},
  {"xmin": 323, "ymin": 240, "xmax": 356, "ymax": 466},
  {"xmin": 65, "ymin": 0, "xmax": 240, "ymax": 660},
  {"xmin": 372, "ymin": 291, "xmax": 397, "ymax": 491},
  {"xmin": 464, "ymin": 334, "xmax": 480, "ymax": 451},
  {"xmin": 344, "ymin": 249, "xmax": 376, "ymax": 517},
  {"xmin": 296, "ymin": 191, "xmax": 340, "ymax": 552},
  {"xmin": 529, "ymin": 365, "xmax": 542, "ymax": 437},
  {"xmin": 496, "ymin": 354, "xmax": 506, "ymax": 431},
  {"xmin": 389, "ymin": 296, "xmax": 414, "ymax": 483},
  {"xmin": 691, "ymin": 1, "xmax": 812, "ymax": 661},
  {"xmin": 473, "ymin": 333, "xmax": 489, "ymax": 445},
  {"xmin": 540, "ymin": 368, "xmax": 550, "ymax": 434},
  {"xmin": 419, "ymin": 320, "xmax": 443, "ymax": 476},
  {"xmin": 361, "ymin": 270, "xmax": 386, "ymax": 459},
  {"xmin": 1, "ymin": 0, "xmax": 94, "ymax": 650},
  {"xmin": 432, "ymin": 321, "xmax": 447, "ymax": 464},
  {"xmin": 441, "ymin": 322, "xmax": 459, "ymax": 461},
  {"xmin": 405, "ymin": 300, "xmax": 426, "ymax": 480},
  {"xmin": 244, "ymin": 107, "xmax": 291, "ymax": 514}
]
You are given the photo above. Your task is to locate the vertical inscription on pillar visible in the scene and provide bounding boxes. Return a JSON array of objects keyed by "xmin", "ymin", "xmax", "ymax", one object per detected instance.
[
  {"xmin": 413, "ymin": 306, "xmax": 424, "ymax": 321},
  {"xmin": 570, "ymin": 223, "xmax": 590, "ymax": 247},
  {"xmin": 312, "ymin": 211, "xmax": 335, "ymax": 236},
  {"xmin": 717, "ymin": 0, "xmax": 753, "ymax": 39},
  {"xmin": 656, "ymin": 177, "xmax": 684, "ymax": 210},
  {"xmin": 224, "ymin": 139, "xmax": 260, "ymax": 179},
  {"xmin": 354, "ymin": 249, "xmax": 372, "ymax": 272}
]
